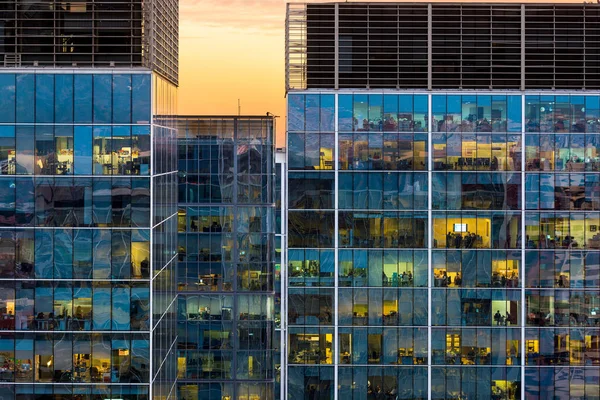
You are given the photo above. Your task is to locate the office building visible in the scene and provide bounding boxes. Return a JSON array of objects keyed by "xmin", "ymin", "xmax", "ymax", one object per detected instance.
[
  {"xmin": 285, "ymin": 3, "xmax": 600, "ymax": 399},
  {"xmin": 175, "ymin": 116, "xmax": 276, "ymax": 400},
  {"xmin": 0, "ymin": 1, "xmax": 178, "ymax": 399}
]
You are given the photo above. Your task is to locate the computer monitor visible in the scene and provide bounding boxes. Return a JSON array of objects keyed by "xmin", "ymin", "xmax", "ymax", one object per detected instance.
[{"xmin": 454, "ymin": 223, "xmax": 467, "ymax": 233}]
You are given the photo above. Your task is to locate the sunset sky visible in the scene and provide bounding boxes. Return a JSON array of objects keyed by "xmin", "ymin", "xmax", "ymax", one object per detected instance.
[
  {"xmin": 178, "ymin": 0, "xmax": 288, "ymax": 144},
  {"xmin": 178, "ymin": 0, "xmax": 584, "ymax": 146}
]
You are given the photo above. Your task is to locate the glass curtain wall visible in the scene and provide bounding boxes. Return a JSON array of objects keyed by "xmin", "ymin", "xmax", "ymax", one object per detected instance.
[
  {"xmin": 175, "ymin": 117, "xmax": 276, "ymax": 400},
  {"xmin": 0, "ymin": 71, "xmax": 179, "ymax": 400},
  {"xmin": 287, "ymin": 92, "xmax": 600, "ymax": 399}
]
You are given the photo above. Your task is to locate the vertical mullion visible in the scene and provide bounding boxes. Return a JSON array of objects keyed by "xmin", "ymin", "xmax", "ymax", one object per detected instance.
[
  {"xmin": 333, "ymin": 92, "xmax": 340, "ymax": 400},
  {"xmin": 427, "ymin": 92, "xmax": 433, "ymax": 400},
  {"xmin": 520, "ymin": 93, "xmax": 526, "ymax": 400}
]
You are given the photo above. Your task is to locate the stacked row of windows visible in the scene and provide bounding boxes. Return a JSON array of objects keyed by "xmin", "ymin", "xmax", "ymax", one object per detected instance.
[
  {"xmin": 290, "ymin": 327, "xmax": 520, "ymax": 366},
  {"xmin": 177, "ymin": 141, "xmax": 271, "ymax": 178},
  {"xmin": 176, "ymin": 118, "xmax": 273, "ymax": 141},
  {"xmin": 524, "ymin": 251, "xmax": 600, "ymax": 288},
  {"xmin": 431, "ymin": 95, "xmax": 522, "ymax": 133},
  {"xmin": 177, "ymin": 140, "xmax": 273, "ymax": 205},
  {"xmin": 177, "ymin": 294, "xmax": 274, "ymax": 381},
  {"xmin": 292, "ymin": 212, "xmax": 522, "ymax": 250},
  {"xmin": 288, "ymin": 95, "xmax": 600, "ymax": 133},
  {"xmin": 289, "ymin": 132, "xmax": 429, "ymax": 171},
  {"xmin": 0, "ymin": 74, "xmax": 151, "ymax": 125},
  {"xmin": 525, "ymin": 134, "xmax": 600, "ymax": 172},
  {"xmin": 432, "ymin": 173, "xmax": 520, "ymax": 210},
  {"xmin": 178, "ymin": 174, "xmax": 271, "ymax": 205},
  {"xmin": 178, "ymin": 383, "xmax": 273, "ymax": 400},
  {"xmin": 289, "ymin": 366, "xmax": 600, "ymax": 400},
  {"xmin": 288, "ymin": 172, "xmax": 429, "ymax": 210},
  {"xmin": 287, "ymin": 366, "xmax": 430, "ymax": 400},
  {"xmin": 526, "ymin": 291, "xmax": 600, "ymax": 328},
  {"xmin": 176, "ymin": 326, "xmax": 272, "ymax": 380},
  {"xmin": 525, "ymin": 174, "xmax": 600, "ymax": 210},
  {"xmin": 432, "ymin": 133, "xmax": 521, "ymax": 172},
  {"xmin": 0, "ymin": 125, "xmax": 150, "ymax": 176},
  {"xmin": 177, "ymin": 209, "xmax": 273, "ymax": 292},
  {"xmin": 431, "ymin": 367, "xmax": 521, "ymax": 400},
  {"xmin": 0, "ymin": 333, "xmax": 149, "ymax": 384},
  {"xmin": 525, "ymin": 95, "xmax": 600, "ymax": 133},
  {"xmin": 0, "ymin": 228, "xmax": 149, "ymax": 279},
  {"xmin": 524, "ymin": 367, "xmax": 600, "ymax": 399},
  {"xmin": 0, "ymin": 282, "xmax": 149, "ymax": 331},
  {"xmin": 431, "ymin": 212, "xmax": 520, "ymax": 249},
  {"xmin": 336, "ymin": 95, "xmax": 429, "ymax": 133},
  {"xmin": 0, "ymin": 385, "xmax": 149, "ymax": 400},
  {"xmin": 431, "ymin": 289, "xmax": 520, "ymax": 327},
  {"xmin": 0, "ymin": 177, "xmax": 150, "ymax": 228}
]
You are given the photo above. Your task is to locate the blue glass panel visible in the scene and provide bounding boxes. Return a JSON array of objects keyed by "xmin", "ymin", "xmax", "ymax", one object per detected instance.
[
  {"xmin": 73, "ymin": 229, "xmax": 93, "ymax": 278},
  {"xmin": 112, "ymin": 287, "xmax": 131, "ymax": 330},
  {"xmin": 132, "ymin": 126, "xmax": 150, "ymax": 175},
  {"xmin": 305, "ymin": 94, "xmax": 320, "ymax": 131},
  {"xmin": 15, "ymin": 74, "xmax": 34, "ymax": 123},
  {"xmin": 35, "ymin": 230, "xmax": 53, "ymax": 278},
  {"xmin": 585, "ymin": 96, "xmax": 599, "ymax": 110},
  {"xmin": 15, "ymin": 177, "xmax": 34, "ymax": 226},
  {"xmin": 398, "ymin": 94, "xmax": 412, "ymax": 114},
  {"xmin": 74, "ymin": 74, "xmax": 93, "ymax": 123},
  {"xmin": 93, "ymin": 229, "xmax": 111, "ymax": 279},
  {"xmin": 55, "ymin": 74, "xmax": 74, "ymax": 123},
  {"xmin": 113, "ymin": 74, "xmax": 132, "ymax": 124},
  {"xmin": 54, "ymin": 229, "xmax": 73, "ymax": 279},
  {"xmin": 93, "ymin": 74, "xmax": 112, "ymax": 123},
  {"xmin": 93, "ymin": 126, "xmax": 111, "ymax": 175},
  {"xmin": 288, "ymin": 95, "xmax": 305, "ymax": 131},
  {"xmin": 353, "ymin": 94, "xmax": 368, "ymax": 131},
  {"xmin": 0, "ymin": 177, "xmax": 15, "ymax": 226},
  {"xmin": 15, "ymin": 126, "xmax": 34, "ymax": 175},
  {"xmin": 432, "ymin": 95, "xmax": 446, "ymax": 114},
  {"xmin": 74, "ymin": 126, "xmax": 93, "ymax": 175},
  {"xmin": 35, "ymin": 75, "xmax": 54, "ymax": 123},
  {"xmin": 131, "ymin": 286, "xmax": 149, "ymax": 329},
  {"xmin": 414, "ymin": 95, "xmax": 428, "ymax": 132},
  {"xmin": 92, "ymin": 286, "xmax": 111, "ymax": 329},
  {"xmin": 383, "ymin": 95, "xmax": 398, "ymax": 131},
  {"xmin": 0, "ymin": 126, "xmax": 14, "ymax": 138},
  {"xmin": 131, "ymin": 178, "xmax": 150, "ymax": 227},
  {"xmin": 320, "ymin": 94, "xmax": 335, "ymax": 131},
  {"xmin": 338, "ymin": 95, "xmax": 353, "ymax": 131},
  {"xmin": 507, "ymin": 95, "xmax": 522, "ymax": 132},
  {"xmin": 132, "ymin": 74, "xmax": 151, "ymax": 124},
  {"xmin": 447, "ymin": 95, "xmax": 461, "ymax": 114},
  {"xmin": 288, "ymin": 133, "xmax": 304, "ymax": 170},
  {"xmin": 93, "ymin": 179, "xmax": 112, "ymax": 225},
  {"xmin": 0, "ymin": 74, "xmax": 15, "ymax": 123},
  {"xmin": 35, "ymin": 126, "xmax": 54, "ymax": 175},
  {"xmin": 369, "ymin": 94, "xmax": 383, "ymax": 131}
]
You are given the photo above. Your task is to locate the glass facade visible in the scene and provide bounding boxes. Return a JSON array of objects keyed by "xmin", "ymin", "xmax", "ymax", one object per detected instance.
[
  {"xmin": 175, "ymin": 117, "xmax": 276, "ymax": 400},
  {"xmin": 287, "ymin": 92, "xmax": 600, "ymax": 399},
  {"xmin": 0, "ymin": 71, "xmax": 177, "ymax": 400}
]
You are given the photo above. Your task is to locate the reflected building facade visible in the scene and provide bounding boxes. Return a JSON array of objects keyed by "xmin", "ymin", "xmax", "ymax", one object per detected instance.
[
  {"xmin": 0, "ymin": 1, "xmax": 178, "ymax": 399},
  {"xmin": 174, "ymin": 117, "xmax": 276, "ymax": 400},
  {"xmin": 286, "ymin": 3, "xmax": 600, "ymax": 400}
]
